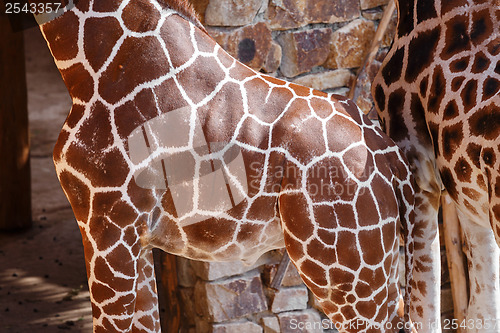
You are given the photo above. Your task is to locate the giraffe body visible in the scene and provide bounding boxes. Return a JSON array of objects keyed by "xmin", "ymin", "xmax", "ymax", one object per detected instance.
[
  {"xmin": 373, "ymin": 0, "xmax": 500, "ymax": 331},
  {"xmin": 39, "ymin": 0, "xmax": 416, "ymax": 332}
]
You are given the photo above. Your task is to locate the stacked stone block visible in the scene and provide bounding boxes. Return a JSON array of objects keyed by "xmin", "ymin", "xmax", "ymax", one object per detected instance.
[{"xmin": 172, "ymin": 0, "xmax": 455, "ymax": 331}]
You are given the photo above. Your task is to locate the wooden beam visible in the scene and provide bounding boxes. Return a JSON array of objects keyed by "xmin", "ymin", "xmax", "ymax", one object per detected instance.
[
  {"xmin": 161, "ymin": 252, "xmax": 181, "ymax": 332},
  {"xmin": 0, "ymin": 14, "xmax": 31, "ymax": 230}
]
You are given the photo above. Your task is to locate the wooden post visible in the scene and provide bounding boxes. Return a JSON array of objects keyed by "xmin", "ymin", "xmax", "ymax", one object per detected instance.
[
  {"xmin": 442, "ymin": 194, "xmax": 468, "ymax": 332},
  {"xmin": 0, "ymin": 13, "xmax": 32, "ymax": 230},
  {"xmin": 161, "ymin": 252, "xmax": 181, "ymax": 332}
]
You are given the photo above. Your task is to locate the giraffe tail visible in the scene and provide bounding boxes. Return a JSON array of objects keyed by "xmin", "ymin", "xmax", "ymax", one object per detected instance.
[{"xmin": 394, "ymin": 159, "xmax": 417, "ymax": 333}]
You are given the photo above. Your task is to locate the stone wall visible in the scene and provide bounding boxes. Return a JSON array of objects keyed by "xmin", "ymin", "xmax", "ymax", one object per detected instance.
[{"xmin": 174, "ymin": 0, "xmax": 455, "ymax": 332}]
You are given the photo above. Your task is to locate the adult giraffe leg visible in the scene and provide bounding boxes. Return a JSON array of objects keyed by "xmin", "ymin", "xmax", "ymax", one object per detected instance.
[
  {"xmin": 279, "ymin": 191, "xmax": 403, "ymax": 333},
  {"xmin": 79, "ymin": 225, "xmax": 161, "ymax": 333},
  {"xmin": 409, "ymin": 187, "xmax": 441, "ymax": 332},
  {"xmin": 458, "ymin": 210, "xmax": 500, "ymax": 333}
]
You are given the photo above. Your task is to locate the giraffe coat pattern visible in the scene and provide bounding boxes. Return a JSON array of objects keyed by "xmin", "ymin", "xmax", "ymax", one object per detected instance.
[
  {"xmin": 373, "ymin": 0, "xmax": 500, "ymax": 332},
  {"xmin": 38, "ymin": 0, "xmax": 415, "ymax": 332}
]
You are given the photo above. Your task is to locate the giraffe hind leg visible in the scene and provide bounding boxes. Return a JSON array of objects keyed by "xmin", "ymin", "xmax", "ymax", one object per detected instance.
[{"xmin": 278, "ymin": 191, "xmax": 403, "ymax": 333}]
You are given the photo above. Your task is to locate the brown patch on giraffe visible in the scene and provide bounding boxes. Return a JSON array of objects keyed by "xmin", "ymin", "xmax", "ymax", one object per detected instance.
[
  {"xmin": 100, "ymin": 36, "xmax": 169, "ymax": 104},
  {"xmin": 93, "ymin": 0, "xmax": 121, "ymax": 12},
  {"xmin": 115, "ymin": 88, "xmax": 164, "ymax": 141},
  {"xmin": 442, "ymin": 123, "xmax": 464, "ymax": 161},
  {"xmin": 88, "ymin": 216, "xmax": 122, "ymax": 251},
  {"xmin": 77, "ymin": 101, "xmax": 113, "ymax": 151},
  {"xmin": 59, "ymin": 170, "xmax": 91, "ymax": 222},
  {"xmin": 450, "ymin": 56, "xmax": 470, "ymax": 72},
  {"xmin": 310, "ymin": 97, "xmax": 334, "ymax": 119},
  {"xmin": 336, "ymin": 231, "xmax": 361, "ymax": 271},
  {"xmin": 464, "ymin": 187, "xmax": 481, "ymax": 200},
  {"xmin": 60, "ymin": 63, "xmax": 94, "ymax": 102},
  {"xmin": 199, "ymin": 82, "xmax": 245, "ymax": 141},
  {"xmin": 160, "ymin": 15, "xmax": 196, "ymax": 68},
  {"xmin": 381, "ymin": 47, "xmax": 404, "ymax": 85},
  {"xmin": 443, "ymin": 100, "xmax": 459, "ymax": 120},
  {"xmin": 373, "ymin": 84, "xmax": 385, "ymax": 113},
  {"xmin": 122, "ymin": 0, "xmax": 161, "ymax": 32},
  {"xmin": 247, "ymin": 196, "xmax": 276, "ymax": 220},
  {"xmin": 487, "ymin": 37, "xmax": 500, "ymax": 57},
  {"xmin": 42, "ymin": 11, "xmax": 79, "ymax": 61},
  {"xmin": 279, "ymin": 193, "xmax": 314, "ymax": 241},
  {"xmin": 427, "ymin": 65, "xmax": 446, "ymax": 113},
  {"xmin": 180, "ymin": 56, "xmax": 227, "ymax": 104},
  {"xmin": 236, "ymin": 117, "xmax": 271, "ymax": 150},
  {"xmin": 307, "ymin": 239, "xmax": 336, "ymax": 265},
  {"xmin": 127, "ymin": 182, "xmax": 155, "ymax": 214},
  {"xmin": 441, "ymin": 167, "xmax": 459, "ymax": 200},
  {"xmin": 340, "ymin": 305, "xmax": 357, "ymax": 321},
  {"xmin": 53, "ymin": 130, "xmax": 69, "ymax": 163},
  {"xmin": 91, "ymin": 281, "xmax": 115, "ymax": 304},
  {"xmin": 94, "ymin": 256, "xmax": 135, "ymax": 292},
  {"xmin": 359, "ymin": 229, "xmax": 384, "ymax": 265},
  {"xmin": 387, "ymin": 88, "xmax": 409, "ymax": 141},
  {"xmin": 469, "ymin": 104, "xmax": 500, "ymax": 140},
  {"xmin": 66, "ymin": 144, "xmax": 129, "ymax": 187},
  {"xmin": 483, "ymin": 78, "xmax": 500, "ymax": 101},
  {"xmin": 416, "ymin": 0, "xmax": 437, "ymax": 23},
  {"xmin": 354, "ymin": 281, "xmax": 372, "ymax": 298},
  {"xmin": 472, "ymin": 52, "xmax": 491, "ymax": 74},
  {"xmin": 65, "ymin": 104, "xmax": 85, "ymax": 129},
  {"xmin": 467, "ymin": 143, "xmax": 482, "ymax": 169},
  {"xmin": 84, "ymin": 17, "xmax": 123, "ymax": 72},
  {"xmin": 382, "ymin": 221, "xmax": 396, "ymax": 253},
  {"xmin": 74, "ymin": 0, "xmax": 89, "ymax": 12},
  {"xmin": 418, "ymin": 76, "xmax": 429, "ymax": 98},
  {"xmin": 454, "ymin": 157, "xmax": 473, "ymax": 183},
  {"xmin": 300, "ymin": 259, "xmax": 327, "ymax": 286},
  {"xmin": 462, "ymin": 80, "xmax": 479, "ymax": 113},
  {"xmin": 332, "ymin": 203, "xmax": 357, "ymax": 230},
  {"xmin": 406, "ymin": 28, "xmax": 441, "ymax": 83},
  {"xmin": 274, "ymin": 107, "xmax": 326, "ymax": 166},
  {"xmin": 182, "ymin": 218, "xmax": 237, "ymax": 252},
  {"xmin": 482, "ymin": 148, "xmax": 496, "ymax": 167},
  {"xmin": 471, "ymin": 9, "xmax": 494, "ymax": 46},
  {"xmin": 396, "ymin": 0, "xmax": 414, "ymax": 37},
  {"xmin": 357, "ymin": 301, "xmax": 377, "ymax": 320},
  {"xmin": 451, "ymin": 77, "xmax": 465, "ymax": 92},
  {"xmin": 356, "ymin": 191, "xmax": 380, "ymax": 227},
  {"xmin": 245, "ymin": 78, "xmax": 294, "ymax": 123},
  {"xmin": 410, "ymin": 93, "xmax": 434, "ymax": 147},
  {"xmin": 326, "ymin": 114, "xmax": 362, "ymax": 153},
  {"xmin": 314, "ymin": 204, "xmax": 338, "ymax": 229},
  {"xmin": 373, "ymin": 288, "xmax": 387, "ymax": 305},
  {"xmin": 236, "ymin": 223, "xmax": 265, "ymax": 244},
  {"xmin": 477, "ymin": 174, "xmax": 487, "ymax": 191},
  {"xmin": 106, "ymin": 244, "xmax": 135, "ymax": 276},
  {"xmin": 344, "ymin": 146, "xmax": 374, "ymax": 183},
  {"xmin": 442, "ymin": 13, "xmax": 471, "ymax": 60}
]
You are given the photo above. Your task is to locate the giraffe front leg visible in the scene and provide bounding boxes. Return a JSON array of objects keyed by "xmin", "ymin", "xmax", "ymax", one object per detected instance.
[
  {"xmin": 79, "ymin": 225, "xmax": 161, "ymax": 333},
  {"xmin": 458, "ymin": 210, "xmax": 500, "ymax": 333}
]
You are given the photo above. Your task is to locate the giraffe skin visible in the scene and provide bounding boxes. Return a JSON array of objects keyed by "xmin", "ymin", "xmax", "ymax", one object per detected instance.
[
  {"xmin": 372, "ymin": 0, "xmax": 500, "ymax": 332},
  {"xmin": 37, "ymin": 0, "xmax": 416, "ymax": 332}
]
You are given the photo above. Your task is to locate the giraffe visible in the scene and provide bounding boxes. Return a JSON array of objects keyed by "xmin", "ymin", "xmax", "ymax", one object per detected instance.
[
  {"xmin": 34, "ymin": 0, "xmax": 417, "ymax": 332},
  {"xmin": 372, "ymin": 0, "xmax": 500, "ymax": 332}
]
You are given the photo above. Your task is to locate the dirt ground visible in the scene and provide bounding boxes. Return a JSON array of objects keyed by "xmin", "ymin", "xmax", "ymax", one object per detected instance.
[{"xmin": 0, "ymin": 27, "xmax": 93, "ymax": 332}]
